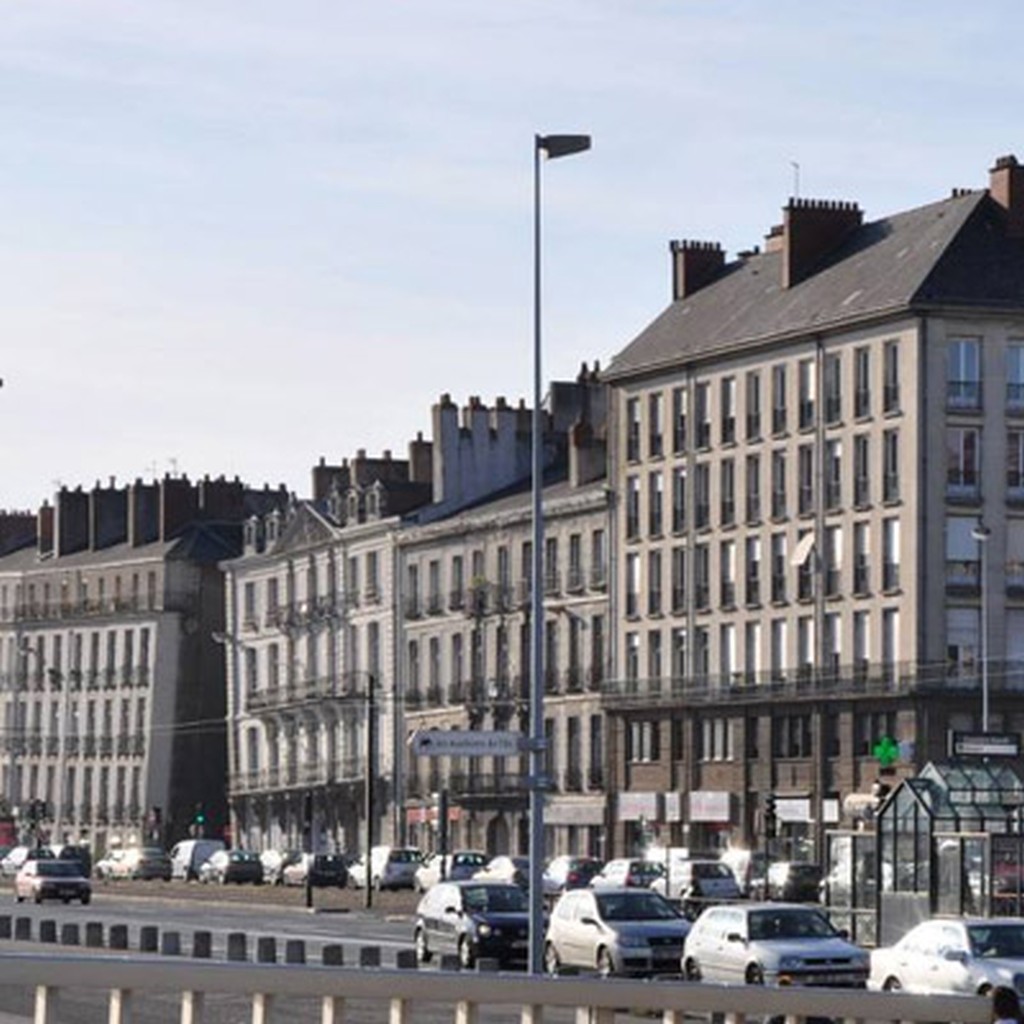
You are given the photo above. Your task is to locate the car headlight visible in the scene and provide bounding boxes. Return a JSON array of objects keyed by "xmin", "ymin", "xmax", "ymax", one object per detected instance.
[
  {"xmin": 617, "ymin": 934, "xmax": 649, "ymax": 948},
  {"xmin": 476, "ymin": 923, "xmax": 492, "ymax": 937}
]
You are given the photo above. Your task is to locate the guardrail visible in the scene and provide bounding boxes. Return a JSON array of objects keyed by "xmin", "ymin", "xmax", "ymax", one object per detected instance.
[{"xmin": 0, "ymin": 949, "xmax": 991, "ymax": 1024}]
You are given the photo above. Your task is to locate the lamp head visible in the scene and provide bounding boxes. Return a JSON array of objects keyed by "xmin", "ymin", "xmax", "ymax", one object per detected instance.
[
  {"xmin": 972, "ymin": 522, "xmax": 992, "ymax": 542},
  {"xmin": 537, "ymin": 134, "xmax": 592, "ymax": 159}
]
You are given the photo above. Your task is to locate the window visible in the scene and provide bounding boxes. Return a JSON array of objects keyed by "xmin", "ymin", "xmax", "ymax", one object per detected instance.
[
  {"xmin": 947, "ymin": 338, "xmax": 982, "ymax": 410},
  {"xmin": 698, "ymin": 717, "xmax": 734, "ymax": 762},
  {"xmin": 947, "ymin": 427, "xmax": 980, "ymax": 495},
  {"xmin": 720, "ymin": 459, "xmax": 735, "ymax": 527},
  {"xmin": 770, "ymin": 619, "xmax": 786, "ymax": 678},
  {"xmin": 671, "ymin": 547, "xmax": 687, "ymax": 613},
  {"xmin": 719, "ymin": 622, "xmax": 736, "ymax": 679},
  {"xmin": 625, "ymin": 554, "xmax": 640, "ymax": 618},
  {"xmin": 825, "ymin": 440, "xmax": 842, "ymax": 510},
  {"xmin": 745, "ymin": 536, "xmax": 761, "ymax": 606},
  {"xmin": 771, "ymin": 450, "xmax": 787, "ymax": 519},
  {"xmin": 428, "ymin": 560, "xmax": 442, "ymax": 613},
  {"xmin": 824, "ymin": 353, "xmax": 842, "ymax": 424},
  {"xmin": 945, "ymin": 516, "xmax": 981, "ymax": 590},
  {"xmin": 796, "ymin": 530, "xmax": 815, "ymax": 600},
  {"xmin": 770, "ymin": 533, "xmax": 787, "ymax": 603},
  {"xmin": 798, "ymin": 359, "xmax": 816, "ymax": 429},
  {"xmin": 853, "ymin": 611, "xmax": 869, "ymax": 679},
  {"xmin": 672, "ymin": 386, "xmax": 688, "ymax": 454},
  {"xmin": 694, "ymin": 544, "xmax": 710, "ymax": 611},
  {"xmin": 695, "ymin": 383, "xmax": 711, "ymax": 448},
  {"xmin": 797, "ymin": 616, "xmax": 815, "ymax": 678},
  {"xmin": 544, "ymin": 538, "xmax": 560, "ymax": 595},
  {"xmin": 648, "ymin": 392, "xmax": 664, "ymax": 458},
  {"xmin": 590, "ymin": 530, "xmax": 606, "ymax": 588},
  {"xmin": 1009, "ymin": 343, "xmax": 1024, "ymax": 411},
  {"xmin": 824, "ymin": 525, "xmax": 842, "ymax": 597},
  {"xmin": 721, "ymin": 377, "xmax": 736, "ymax": 445},
  {"xmin": 882, "ymin": 607, "xmax": 900, "ymax": 677},
  {"xmin": 625, "ymin": 476, "xmax": 640, "ymax": 539},
  {"xmin": 647, "ymin": 550, "xmax": 663, "ymax": 616},
  {"xmin": 625, "ymin": 632, "xmax": 639, "ymax": 682},
  {"xmin": 883, "ymin": 429, "xmax": 900, "ymax": 502},
  {"xmin": 772, "ymin": 365, "xmax": 787, "ymax": 434},
  {"xmin": 566, "ymin": 535, "xmax": 583, "ymax": 592},
  {"xmin": 720, "ymin": 540, "xmax": 736, "ymax": 608},
  {"xmin": 628, "ymin": 721, "xmax": 660, "ymax": 762},
  {"xmin": 744, "ymin": 621, "xmax": 761, "ymax": 680},
  {"xmin": 694, "ymin": 464, "xmax": 710, "ymax": 529},
  {"xmin": 648, "ymin": 629, "xmax": 663, "ymax": 683},
  {"xmin": 853, "ymin": 435, "xmax": 870, "ymax": 506},
  {"xmin": 626, "ymin": 398, "xmax": 641, "ymax": 461},
  {"xmin": 853, "ymin": 522, "xmax": 870, "ymax": 594},
  {"xmin": 854, "ymin": 346, "xmax": 871, "ymax": 418},
  {"xmin": 746, "ymin": 371, "xmax": 762, "ymax": 441},
  {"xmin": 672, "ymin": 467, "xmax": 687, "ymax": 533},
  {"xmin": 883, "ymin": 340, "xmax": 901, "ymax": 413},
  {"xmin": 648, "ymin": 472, "xmax": 664, "ymax": 536},
  {"xmin": 671, "ymin": 627, "xmax": 687, "ymax": 680},
  {"xmin": 798, "ymin": 444, "xmax": 815, "ymax": 514},
  {"xmin": 772, "ymin": 715, "xmax": 812, "ymax": 758},
  {"xmin": 746, "ymin": 455, "xmax": 761, "ymax": 523},
  {"xmin": 883, "ymin": 517, "xmax": 900, "ymax": 590},
  {"xmin": 1009, "ymin": 431, "xmax": 1024, "ymax": 496}
]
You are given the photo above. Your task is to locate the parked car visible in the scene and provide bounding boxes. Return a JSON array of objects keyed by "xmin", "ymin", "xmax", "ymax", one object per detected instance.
[
  {"xmin": 764, "ymin": 861, "xmax": 824, "ymax": 903},
  {"xmin": 649, "ymin": 857, "xmax": 742, "ymax": 912},
  {"xmin": 414, "ymin": 850, "xmax": 488, "ymax": 892},
  {"xmin": 719, "ymin": 847, "xmax": 769, "ymax": 898},
  {"xmin": 474, "ymin": 855, "xmax": 530, "ymax": 889},
  {"xmin": 15, "ymin": 859, "xmax": 91, "ymax": 905},
  {"xmin": 870, "ymin": 917, "xmax": 1024, "ymax": 994},
  {"xmin": 261, "ymin": 849, "xmax": 301, "ymax": 886},
  {"xmin": 348, "ymin": 846, "xmax": 422, "ymax": 890},
  {"xmin": 282, "ymin": 852, "xmax": 348, "ymax": 888},
  {"xmin": 96, "ymin": 846, "xmax": 171, "ymax": 881},
  {"xmin": 0, "ymin": 845, "xmax": 52, "ymax": 879},
  {"xmin": 170, "ymin": 839, "xmax": 226, "ymax": 881},
  {"xmin": 198, "ymin": 849, "xmax": 264, "ymax": 885},
  {"xmin": 682, "ymin": 902, "xmax": 869, "ymax": 987},
  {"xmin": 544, "ymin": 886, "xmax": 690, "ymax": 977},
  {"xmin": 413, "ymin": 880, "xmax": 530, "ymax": 970},
  {"xmin": 590, "ymin": 858, "xmax": 664, "ymax": 890},
  {"xmin": 542, "ymin": 855, "xmax": 603, "ymax": 896},
  {"xmin": 54, "ymin": 844, "xmax": 93, "ymax": 879}
]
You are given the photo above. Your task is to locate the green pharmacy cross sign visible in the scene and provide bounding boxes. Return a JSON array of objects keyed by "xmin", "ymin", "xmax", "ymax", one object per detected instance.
[{"xmin": 873, "ymin": 735, "xmax": 900, "ymax": 767}]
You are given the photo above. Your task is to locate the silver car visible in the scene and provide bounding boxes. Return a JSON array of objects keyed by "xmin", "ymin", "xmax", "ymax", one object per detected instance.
[
  {"xmin": 682, "ymin": 902, "xmax": 869, "ymax": 987},
  {"xmin": 544, "ymin": 886, "xmax": 690, "ymax": 977},
  {"xmin": 870, "ymin": 917, "xmax": 1024, "ymax": 995}
]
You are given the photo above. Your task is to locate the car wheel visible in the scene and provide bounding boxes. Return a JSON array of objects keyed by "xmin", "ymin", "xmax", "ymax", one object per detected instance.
[
  {"xmin": 34, "ymin": 893, "xmax": 42, "ymax": 905},
  {"xmin": 543, "ymin": 942, "xmax": 562, "ymax": 976},
  {"xmin": 458, "ymin": 936, "xmax": 476, "ymax": 970},
  {"xmin": 683, "ymin": 957, "xmax": 702, "ymax": 981},
  {"xmin": 745, "ymin": 964, "xmax": 765, "ymax": 985},
  {"xmin": 596, "ymin": 947, "xmax": 615, "ymax": 978},
  {"xmin": 414, "ymin": 928, "xmax": 432, "ymax": 964},
  {"xmin": 81, "ymin": 894, "xmax": 91, "ymax": 905},
  {"xmin": 882, "ymin": 977, "xmax": 902, "ymax": 992}
]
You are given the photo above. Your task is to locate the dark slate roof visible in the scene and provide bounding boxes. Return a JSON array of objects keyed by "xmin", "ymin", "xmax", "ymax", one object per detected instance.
[{"xmin": 604, "ymin": 190, "xmax": 1006, "ymax": 381}]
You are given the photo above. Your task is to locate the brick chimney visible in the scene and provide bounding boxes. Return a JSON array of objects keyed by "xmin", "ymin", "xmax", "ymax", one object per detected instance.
[
  {"xmin": 36, "ymin": 504, "xmax": 53, "ymax": 557},
  {"xmin": 670, "ymin": 240, "xmax": 725, "ymax": 300},
  {"xmin": 782, "ymin": 198, "xmax": 862, "ymax": 289},
  {"xmin": 990, "ymin": 154, "xmax": 1024, "ymax": 238}
]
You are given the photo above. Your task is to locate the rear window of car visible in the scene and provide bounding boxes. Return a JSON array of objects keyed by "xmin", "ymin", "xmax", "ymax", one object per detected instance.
[
  {"xmin": 389, "ymin": 849, "xmax": 421, "ymax": 863},
  {"xmin": 37, "ymin": 862, "xmax": 82, "ymax": 877}
]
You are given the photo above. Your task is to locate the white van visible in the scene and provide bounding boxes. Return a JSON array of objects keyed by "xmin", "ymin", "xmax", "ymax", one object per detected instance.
[{"xmin": 170, "ymin": 838, "xmax": 225, "ymax": 881}]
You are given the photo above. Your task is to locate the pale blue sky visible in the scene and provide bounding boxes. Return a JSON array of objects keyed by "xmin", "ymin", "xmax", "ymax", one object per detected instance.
[{"xmin": 3, "ymin": 1, "xmax": 1022, "ymax": 510}]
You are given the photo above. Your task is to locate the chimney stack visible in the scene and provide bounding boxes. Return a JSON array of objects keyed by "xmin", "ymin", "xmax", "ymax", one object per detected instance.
[
  {"xmin": 782, "ymin": 198, "xmax": 862, "ymax": 289},
  {"xmin": 990, "ymin": 154, "xmax": 1024, "ymax": 238},
  {"xmin": 670, "ymin": 240, "xmax": 725, "ymax": 300}
]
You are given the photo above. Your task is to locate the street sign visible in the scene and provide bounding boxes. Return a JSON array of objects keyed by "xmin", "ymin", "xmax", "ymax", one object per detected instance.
[
  {"xmin": 949, "ymin": 732, "xmax": 1021, "ymax": 758},
  {"xmin": 409, "ymin": 729, "xmax": 524, "ymax": 758}
]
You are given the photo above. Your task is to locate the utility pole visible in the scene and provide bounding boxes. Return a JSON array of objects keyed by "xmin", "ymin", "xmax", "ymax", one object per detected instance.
[{"xmin": 364, "ymin": 672, "xmax": 376, "ymax": 910}]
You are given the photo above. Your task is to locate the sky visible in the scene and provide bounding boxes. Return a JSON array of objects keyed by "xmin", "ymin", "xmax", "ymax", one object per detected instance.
[{"xmin": 3, "ymin": 0, "xmax": 1024, "ymax": 511}]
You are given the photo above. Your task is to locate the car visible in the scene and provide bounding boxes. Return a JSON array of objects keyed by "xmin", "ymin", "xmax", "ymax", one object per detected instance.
[
  {"xmin": 414, "ymin": 850, "xmax": 488, "ymax": 892},
  {"xmin": 413, "ymin": 880, "xmax": 530, "ymax": 970},
  {"xmin": 542, "ymin": 855, "xmax": 604, "ymax": 896},
  {"xmin": 474, "ymin": 855, "xmax": 530, "ymax": 889},
  {"xmin": 348, "ymin": 846, "xmax": 422, "ymax": 890},
  {"xmin": 97, "ymin": 846, "xmax": 171, "ymax": 881},
  {"xmin": 0, "ymin": 845, "xmax": 53, "ymax": 878},
  {"xmin": 720, "ymin": 847, "xmax": 769, "ymax": 898},
  {"xmin": 281, "ymin": 852, "xmax": 349, "ymax": 888},
  {"xmin": 544, "ymin": 886, "xmax": 690, "ymax": 978},
  {"xmin": 198, "ymin": 849, "xmax": 264, "ymax": 885},
  {"xmin": 649, "ymin": 857, "xmax": 742, "ymax": 913},
  {"xmin": 764, "ymin": 861, "xmax": 824, "ymax": 903},
  {"xmin": 15, "ymin": 858, "xmax": 92, "ymax": 905},
  {"xmin": 261, "ymin": 849, "xmax": 301, "ymax": 886},
  {"xmin": 54, "ymin": 844, "xmax": 93, "ymax": 879},
  {"xmin": 681, "ymin": 902, "xmax": 869, "ymax": 987},
  {"xmin": 869, "ymin": 917, "xmax": 1024, "ymax": 995},
  {"xmin": 170, "ymin": 838, "xmax": 226, "ymax": 881},
  {"xmin": 590, "ymin": 858, "xmax": 664, "ymax": 890}
]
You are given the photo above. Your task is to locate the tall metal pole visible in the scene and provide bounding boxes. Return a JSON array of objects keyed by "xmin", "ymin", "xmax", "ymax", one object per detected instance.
[
  {"xmin": 528, "ymin": 132, "xmax": 590, "ymax": 976},
  {"xmin": 364, "ymin": 671, "xmax": 376, "ymax": 910},
  {"xmin": 974, "ymin": 522, "xmax": 991, "ymax": 732}
]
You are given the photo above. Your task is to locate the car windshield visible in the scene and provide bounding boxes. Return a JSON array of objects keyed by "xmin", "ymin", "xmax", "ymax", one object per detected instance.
[
  {"xmin": 596, "ymin": 892, "xmax": 681, "ymax": 921},
  {"xmin": 390, "ymin": 850, "xmax": 420, "ymax": 863},
  {"xmin": 632, "ymin": 862, "xmax": 663, "ymax": 878},
  {"xmin": 37, "ymin": 862, "xmax": 81, "ymax": 877},
  {"xmin": 454, "ymin": 853, "xmax": 486, "ymax": 867},
  {"xmin": 461, "ymin": 885, "xmax": 528, "ymax": 913},
  {"xmin": 748, "ymin": 910, "xmax": 837, "ymax": 940},
  {"xmin": 968, "ymin": 924, "xmax": 1024, "ymax": 958},
  {"xmin": 693, "ymin": 863, "xmax": 733, "ymax": 879}
]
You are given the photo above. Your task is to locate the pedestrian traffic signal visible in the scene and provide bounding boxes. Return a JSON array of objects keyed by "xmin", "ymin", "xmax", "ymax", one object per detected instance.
[{"xmin": 764, "ymin": 794, "xmax": 777, "ymax": 840}]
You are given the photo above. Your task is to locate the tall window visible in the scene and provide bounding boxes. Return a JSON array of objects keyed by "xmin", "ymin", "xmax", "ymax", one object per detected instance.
[
  {"xmin": 625, "ymin": 553, "xmax": 640, "ymax": 618},
  {"xmin": 798, "ymin": 358, "xmax": 816, "ymax": 429},
  {"xmin": 671, "ymin": 547, "xmax": 687, "ymax": 613},
  {"xmin": 770, "ymin": 533, "xmax": 786, "ymax": 603},
  {"xmin": 694, "ymin": 464, "xmax": 710, "ymax": 530},
  {"xmin": 824, "ymin": 525, "xmax": 842, "ymax": 597},
  {"xmin": 591, "ymin": 529, "xmax": 606, "ymax": 588},
  {"xmin": 744, "ymin": 621, "xmax": 761, "ymax": 680},
  {"xmin": 746, "ymin": 371, "xmax": 762, "ymax": 441},
  {"xmin": 672, "ymin": 467, "xmax": 687, "ymax": 532},
  {"xmin": 883, "ymin": 340, "xmax": 901, "ymax": 413},
  {"xmin": 647, "ymin": 550, "xmax": 663, "ymax": 616},
  {"xmin": 1010, "ymin": 431, "xmax": 1024, "ymax": 497},
  {"xmin": 721, "ymin": 377, "xmax": 736, "ymax": 445},
  {"xmin": 694, "ymin": 545, "xmax": 710, "ymax": 611},
  {"xmin": 883, "ymin": 429, "xmax": 900, "ymax": 502},
  {"xmin": 720, "ymin": 459, "xmax": 735, "ymax": 527},
  {"xmin": 854, "ymin": 346, "xmax": 871, "ymax": 418},
  {"xmin": 648, "ymin": 392, "xmax": 664, "ymax": 459},
  {"xmin": 825, "ymin": 439, "xmax": 842, "ymax": 510},
  {"xmin": 746, "ymin": 454, "xmax": 761, "ymax": 523},
  {"xmin": 853, "ymin": 435, "xmax": 870, "ymax": 506},
  {"xmin": 626, "ymin": 397, "xmax": 641, "ymax": 461},
  {"xmin": 947, "ymin": 338, "xmax": 982, "ymax": 410},
  {"xmin": 625, "ymin": 476, "xmax": 640, "ymax": 539},
  {"xmin": 720, "ymin": 540, "xmax": 736, "ymax": 608},
  {"xmin": 695, "ymin": 383, "xmax": 711, "ymax": 448},
  {"xmin": 648, "ymin": 472, "xmax": 664, "ymax": 536},
  {"xmin": 771, "ymin": 450, "xmax": 787, "ymax": 519},
  {"xmin": 672, "ymin": 386, "xmax": 688, "ymax": 454},
  {"xmin": 671, "ymin": 627, "xmax": 687, "ymax": 680},
  {"xmin": 772, "ymin": 365, "xmax": 787, "ymax": 434},
  {"xmin": 1009, "ymin": 342, "xmax": 1024, "ymax": 411},
  {"xmin": 947, "ymin": 427, "xmax": 980, "ymax": 496},
  {"xmin": 853, "ymin": 521, "xmax": 870, "ymax": 594},
  {"xmin": 883, "ymin": 517, "xmax": 900, "ymax": 590},
  {"xmin": 745, "ymin": 536, "xmax": 761, "ymax": 606},
  {"xmin": 853, "ymin": 610, "xmax": 870, "ymax": 678},
  {"xmin": 647, "ymin": 630, "xmax": 663, "ymax": 684},
  {"xmin": 824, "ymin": 352, "xmax": 842, "ymax": 424},
  {"xmin": 798, "ymin": 444, "xmax": 815, "ymax": 515}
]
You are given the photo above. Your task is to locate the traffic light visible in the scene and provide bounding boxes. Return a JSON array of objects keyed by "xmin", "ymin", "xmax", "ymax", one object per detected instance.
[{"xmin": 764, "ymin": 794, "xmax": 777, "ymax": 840}]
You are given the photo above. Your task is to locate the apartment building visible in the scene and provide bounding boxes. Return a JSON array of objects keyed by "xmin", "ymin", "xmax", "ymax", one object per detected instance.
[
  {"xmin": 601, "ymin": 153, "xmax": 1024, "ymax": 861},
  {"xmin": 0, "ymin": 475, "xmax": 287, "ymax": 854}
]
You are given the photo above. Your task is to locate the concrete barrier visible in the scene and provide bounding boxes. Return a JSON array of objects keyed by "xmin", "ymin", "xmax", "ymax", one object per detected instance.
[
  {"xmin": 322, "ymin": 944, "xmax": 344, "ymax": 966},
  {"xmin": 226, "ymin": 932, "xmax": 247, "ymax": 962},
  {"xmin": 85, "ymin": 922, "xmax": 104, "ymax": 948},
  {"xmin": 256, "ymin": 937, "xmax": 276, "ymax": 964},
  {"xmin": 359, "ymin": 946, "xmax": 381, "ymax": 967},
  {"xmin": 439, "ymin": 953, "xmax": 460, "ymax": 971},
  {"xmin": 160, "ymin": 932, "xmax": 181, "ymax": 956},
  {"xmin": 140, "ymin": 925, "xmax": 158, "ymax": 953},
  {"xmin": 39, "ymin": 920, "xmax": 56, "ymax": 944},
  {"xmin": 284, "ymin": 940, "xmax": 305, "ymax": 964},
  {"xmin": 396, "ymin": 949, "xmax": 418, "ymax": 969},
  {"xmin": 192, "ymin": 931, "xmax": 212, "ymax": 959},
  {"xmin": 109, "ymin": 924, "xmax": 129, "ymax": 950},
  {"xmin": 14, "ymin": 918, "xmax": 31, "ymax": 941},
  {"xmin": 60, "ymin": 923, "xmax": 80, "ymax": 946}
]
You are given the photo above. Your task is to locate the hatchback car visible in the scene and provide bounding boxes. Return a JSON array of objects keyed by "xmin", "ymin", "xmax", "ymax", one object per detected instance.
[
  {"xmin": 414, "ymin": 850, "xmax": 488, "ymax": 892},
  {"xmin": 199, "ymin": 849, "xmax": 264, "ymax": 885},
  {"xmin": 590, "ymin": 858, "xmax": 664, "ymax": 890},
  {"xmin": 474, "ymin": 855, "xmax": 530, "ymax": 889},
  {"xmin": 15, "ymin": 859, "xmax": 92, "ymax": 905},
  {"xmin": 764, "ymin": 862, "xmax": 824, "ymax": 903},
  {"xmin": 649, "ymin": 858, "xmax": 742, "ymax": 910},
  {"xmin": 682, "ymin": 902, "xmax": 869, "ymax": 987},
  {"xmin": 545, "ymin": 886, "xmax": 690, "ymax": 977},
  {"xmin": 414, "ymin": 880, "xmax": 530, "ymax": 970},
  {"xmin": 870, "ymin": 917, "xmax": 1024, "ymax": 995},
  {"xmin": 348, "ymin": 846, "xmax": 422, "ymax": 890},
  {"xmin": 542, "ymin": 855, "xmax": 604, "ymax": 896},
  {"xmin": 282, "ymin": 853, "xmax": 348, "ymax": 888}
]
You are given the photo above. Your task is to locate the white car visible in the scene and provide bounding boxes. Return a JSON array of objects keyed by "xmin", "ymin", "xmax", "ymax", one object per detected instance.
[
  {"xmin": 414, "ymin": 850, "xmax": 488, "ymax": 892},
  {"xmin": 682, "ymin": 902, "xmax": 869, "ymax": 987},
  {"xmin": 1, "ymin": 845, "xmax": 53, "ymax": 878},
  {"xmin": 870, "ymin": 917, "xmax": 1024, "ymax": 995},
  {"xmin": 348, "ymin": 846, "xmax": 422, "ymax": 890}
]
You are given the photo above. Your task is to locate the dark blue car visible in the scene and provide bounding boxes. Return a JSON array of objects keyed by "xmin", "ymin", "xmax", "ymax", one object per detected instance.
[{"xmin": 414, "ymin": 880, "xmax": 530, "ymax": 969}]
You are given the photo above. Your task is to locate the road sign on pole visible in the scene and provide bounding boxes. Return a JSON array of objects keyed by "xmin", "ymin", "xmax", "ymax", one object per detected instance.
[{"xmin": 409, "ymin": 730, "xmax": 524, "ymax": 758}]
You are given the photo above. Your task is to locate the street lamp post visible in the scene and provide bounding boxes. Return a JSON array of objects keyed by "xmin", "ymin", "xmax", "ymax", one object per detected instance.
[
  {"xmin": 973, "ymin": 521, "xmax": 992, "ymax": 732},
  {"xmin": 529, "ymin": 131, "xmax": 590, "ymax": 975}
]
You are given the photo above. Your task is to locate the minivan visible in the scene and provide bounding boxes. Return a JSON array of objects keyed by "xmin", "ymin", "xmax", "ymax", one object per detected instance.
[{"xmin": 169, "ymin": 838, "xmax": 226, "ymax": 881}]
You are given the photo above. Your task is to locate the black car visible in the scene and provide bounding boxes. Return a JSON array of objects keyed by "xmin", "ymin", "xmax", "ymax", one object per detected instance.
[{"xmin": 414, "ymin": 880, "xmax": 530, "ymax": 970}]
